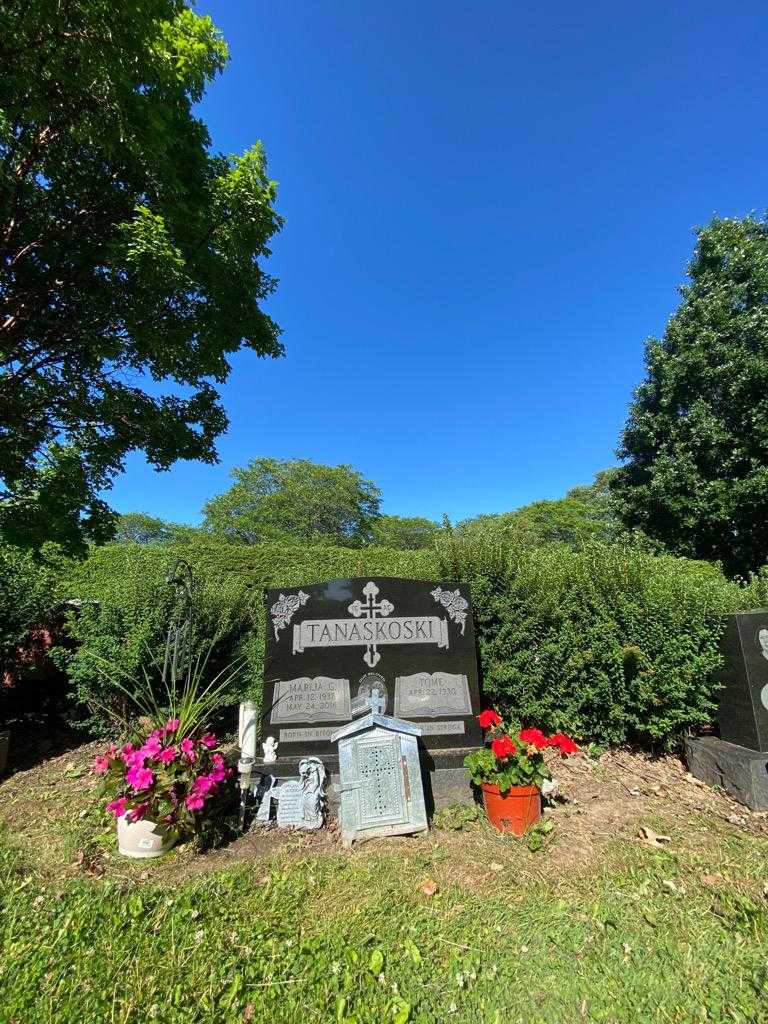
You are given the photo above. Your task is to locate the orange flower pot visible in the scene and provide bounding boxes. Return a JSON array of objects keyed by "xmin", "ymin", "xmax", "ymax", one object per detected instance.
[{"xmin": 480, "ymin": 782, "xmax": 541, "ymax": 835}]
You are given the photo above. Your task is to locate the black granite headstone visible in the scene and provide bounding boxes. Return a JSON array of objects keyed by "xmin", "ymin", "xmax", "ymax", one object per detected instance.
[
  {"xmin": 262, "ymin": 577, "xmax": 483, "ymax": 763},
  {"xmin": 716, "ymin": 611, "xmax": 768, "ymax": 752}
]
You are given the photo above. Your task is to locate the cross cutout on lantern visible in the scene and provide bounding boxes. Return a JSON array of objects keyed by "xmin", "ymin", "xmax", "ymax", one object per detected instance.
[{"xmin": 348, "ymin": 581, "xmax": 394, "ymax": 668}]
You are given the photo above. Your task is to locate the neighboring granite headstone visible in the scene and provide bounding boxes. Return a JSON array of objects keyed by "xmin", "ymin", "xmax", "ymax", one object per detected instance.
[
  {"xmin": 716, "ymin": 611, "xmax": 768, "ymax": 752},
  {"xmin": 262, "ymin": 577, "xmax": 482, "ymax": 763}
]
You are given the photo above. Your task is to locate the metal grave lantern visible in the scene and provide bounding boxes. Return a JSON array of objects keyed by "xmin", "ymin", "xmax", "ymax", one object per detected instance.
[{"xmin": 331, "ymin": 708, "xmax": 427, "ymax": 845}]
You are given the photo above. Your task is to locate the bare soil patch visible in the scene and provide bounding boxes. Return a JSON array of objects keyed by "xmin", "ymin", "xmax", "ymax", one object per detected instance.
[{"xmin": 1, "ymin": 739, "xmax": 766, "ymax": 886}]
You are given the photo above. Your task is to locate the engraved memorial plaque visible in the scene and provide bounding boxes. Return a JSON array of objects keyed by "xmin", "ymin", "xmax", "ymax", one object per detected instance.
[
  {"xmin": 269, "ymin": 676, "xmax": 351, "ymax": 724},
  {"xmin": 275, "ymin": 780, "xmax": 303, "ymax": 828},
  {"xmin": 394, "ymin": 672, "xmax": 472, "ymax": 718},
  {"xmin": 262, "ymin": 576, "xmax": 482, "ymax": 760}
]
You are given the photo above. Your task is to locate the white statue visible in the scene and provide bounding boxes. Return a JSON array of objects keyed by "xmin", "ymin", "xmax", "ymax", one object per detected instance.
[
  {"xmin": 274, "ymin": 757, "xmax": 326, "ymax": 830},
  {"xmin": 298, "ymin": 756, "xmax": 326, "ymax": 829},
  {"xmin": 262, "ymin": 736, "xmax": 278, "ymax": 763}
]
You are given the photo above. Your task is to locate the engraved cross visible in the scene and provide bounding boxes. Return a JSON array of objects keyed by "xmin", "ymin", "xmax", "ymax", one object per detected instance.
[{"xmin": 348, "ymin": 581, "xmax": 394, "ymax": 668}]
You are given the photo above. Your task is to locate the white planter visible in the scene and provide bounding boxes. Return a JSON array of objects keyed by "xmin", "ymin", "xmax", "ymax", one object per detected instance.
[{"xmin": 117, "ymin": 815, "xmax": 175, "ymax": 859}]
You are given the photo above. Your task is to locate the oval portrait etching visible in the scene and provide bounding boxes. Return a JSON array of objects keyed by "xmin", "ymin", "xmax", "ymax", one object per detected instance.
[{"xmin": 754, "ymin": 628, "xmax": 768, "ymax": 709}]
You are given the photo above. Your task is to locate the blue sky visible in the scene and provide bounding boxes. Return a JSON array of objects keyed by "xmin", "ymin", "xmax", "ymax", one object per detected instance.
[{"xmin": 108, "ymin": 0, "xmax": 768, "ymax": 526}]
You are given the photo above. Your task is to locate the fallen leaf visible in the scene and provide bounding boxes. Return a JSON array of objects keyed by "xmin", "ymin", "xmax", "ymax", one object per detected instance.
[
  {"xmin": 700, "ymin": 873, "xmax": 724, "ymax": 887},
  {"xmin": 661, "ymin": 879, "xmax": 680, "ymax": 894},
  {"xmin": 421, "ymin": 879, "xmax": 438, "ymax": 897},
  {"xmin": 638, "ymin": 826, "xmax": 672, "ymax": 848}
]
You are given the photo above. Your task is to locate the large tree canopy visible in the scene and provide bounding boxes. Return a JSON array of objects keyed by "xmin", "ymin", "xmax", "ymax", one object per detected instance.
[
  {"xmin": 456, "ymin": 486, "xmax": 620, "ymax": 548},
  {"xmin": 0, "ymin": 0, "xmax": 282, "ymax": 554},
  {"xmin": 612, "ymin": 216, "xmax": 768, "ymax": 577},
  {"xmin": 203, "ymin": 458, "xmax": 382, "ymax": 546},
  {"xmin": 369, "ymin": 514, "xmax": 440, "ymax": 550},
  {"xmin": 112, "ymin": 511, "xmax": 200, "ymax": 546}
]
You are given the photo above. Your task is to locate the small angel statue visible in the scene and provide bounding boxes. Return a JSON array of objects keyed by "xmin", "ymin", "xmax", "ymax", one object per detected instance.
[{"xmin": 262, "ymin": 736, "xmax": 278, "ymax": 763}]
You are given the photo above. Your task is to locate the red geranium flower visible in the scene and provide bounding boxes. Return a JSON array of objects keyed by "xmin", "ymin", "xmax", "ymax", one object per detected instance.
[
  {"xmin": 518, "ymin": 727, "xmax": 548, "ymax": 750},
  {"xmin": 548, "ymin": 733, "xmax": 579, "ymax": 755},
  {"xmin": 491, "ymin": 735, "xmax": 517, "ymax": 760},
  {"xmin": 477, "ymin": 709, "xmax": 502, "ymax": 730}
]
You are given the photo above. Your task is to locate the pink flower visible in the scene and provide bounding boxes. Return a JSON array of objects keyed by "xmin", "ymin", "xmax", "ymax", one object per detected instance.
[
  {"xmin": 158, "ymin": 745, "xmax": 177, "ymax": 764},
  {"xmin": 165, "ymin": 718, "xmax": 180, "ymax": 734},
  {"xmin": 192, "ymin": 773, "xmax": 216, "ymax": 795},
  {"xmin": 125, "ymin": 750, "xmax": 147, "ymax": 769},
  {"xmin": 121, "ymin": 743, "xmax": 135, "ymax": 759},
  {"xmin": 140, "ymin": 736, "xmax": 163, "ymax": 758},
  {"xmin": 199, "ymin": 733, "xmax": 217, "ymax": 749},
  {"xmin": 92, "ymin": 754, "xmax": 109, "ymax": 775},
  {"xmin": 185, "ymin": 793, "xmax": 205, "ymax": 811},
  {"xmin": 126, "ymin": 765, "xmax": 154, "ymax": 791},
  {"xmin": 209, "ymin": 766, "xmax": 227, "ymax": 783},
  {"xmin": 106, "ymin": 797, "xmax": 128, "ymax": 818},
  {"xmin": 105, "ymin": 743, "xmax": 118, "ymax": 758},
  {"xmin": 212, "ymin": 752, "xmax": 224, "ymax": 768},
  {"xmin": 126, "ymin": 803, "xmax": 148, "ymax": 823},
  {"xmin": 180, "ymin": 738, "xmax": 196, "ymax": 761}
]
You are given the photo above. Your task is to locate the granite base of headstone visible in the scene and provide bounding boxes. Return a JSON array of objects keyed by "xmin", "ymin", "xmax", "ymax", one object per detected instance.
[
  {"xmin": 260, "ymin": 749, "xmax": 477, "ymax": 814},
  {"xmin": 684, "ymin": 735, "xmax": 768, "ymax": 811}
]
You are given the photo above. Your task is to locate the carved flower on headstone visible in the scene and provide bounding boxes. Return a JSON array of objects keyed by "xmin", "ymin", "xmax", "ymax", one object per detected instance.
[
  {"xmin": 430, "ymin": 586, "xmax": 468, "ymax": 635},
  {"xmin": 270, "ymin": 590, "xmax": 310, "ymax": 640}
]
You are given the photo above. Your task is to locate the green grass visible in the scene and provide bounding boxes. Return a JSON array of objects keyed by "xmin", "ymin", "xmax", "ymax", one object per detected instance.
[{"xmin": 1, "ymin": 829, "xmax": 767, "ymax": 1024}]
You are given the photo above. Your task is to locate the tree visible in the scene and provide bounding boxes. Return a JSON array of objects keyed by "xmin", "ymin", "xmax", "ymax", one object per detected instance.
[
  {"xmin": 0, "ymin": 1, "xmax": 282, "ymax": 555},
  {"xmin": 369, "ymin": 514, "xmax": 439, "ymax": 550},
  {"xmin": 112, "ymin": 512, "xmax": 201, "ymax": 546},
  {"xmin": 506, "ymin": 498, "xmax": 617, "ymax": 546},
  {"xmin": 457, "ymin": 494, "xmax": 617, "ymax": 548},
  {"xmin": 203, "ymin": 458, "xmax": 381, "ymax": 546},
  {"xmin": 566, "ymin": 468, "xmax": 621, "ymax": 520},
  {"xmin": 612, "ymin": 216, "xmax": 768, "ymax": 576}
]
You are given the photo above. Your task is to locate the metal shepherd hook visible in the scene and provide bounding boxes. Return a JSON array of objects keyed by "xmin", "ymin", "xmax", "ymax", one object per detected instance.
[{"xmin": 161, "ymin": 559, "xmax": 194, "ymax": 686}]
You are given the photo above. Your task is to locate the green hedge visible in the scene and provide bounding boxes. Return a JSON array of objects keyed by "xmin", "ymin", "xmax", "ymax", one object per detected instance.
[
  {"xmin": 57, "ymin": 542, "xmax": 437, "ymax": 731},
  {"xmin": 440, "ymin": 535, "xmax": 746, "ymax": 746},
  {"xmin": 54, "ymin": 535, "xmax": 763, "ymax": 746}
]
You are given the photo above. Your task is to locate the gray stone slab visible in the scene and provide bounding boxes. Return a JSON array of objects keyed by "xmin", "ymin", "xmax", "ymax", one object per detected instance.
[
  {"xmin": 716, "ymin": 611, "xmax": 768, "ymax": 751},
  {"xmin": 685, "ymin": 735, "xmax": 768, "ymax": 811}
]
